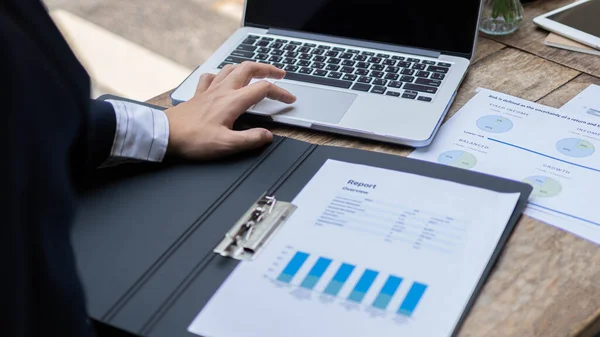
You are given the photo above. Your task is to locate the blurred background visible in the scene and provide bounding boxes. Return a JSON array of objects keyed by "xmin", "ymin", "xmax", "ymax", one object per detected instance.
[{"xmin": 44, "ymin": 0, "xmax": 245, "ymax": 100}]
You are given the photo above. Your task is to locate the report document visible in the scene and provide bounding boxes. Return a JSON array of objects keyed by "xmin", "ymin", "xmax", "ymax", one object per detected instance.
[
  {"xmin": 188, "ymin": 160, "xmax": 520, "ymax": 337},
  {"xmin": 410, "ymin": 89, "xmax": 600, "ymax": 244}
]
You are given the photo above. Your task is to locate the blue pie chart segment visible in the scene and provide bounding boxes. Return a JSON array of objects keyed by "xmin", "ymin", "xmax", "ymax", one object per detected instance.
[
  {"xmin": 556, "ymin": 138, "xmax": 595, "ymax": 158},
  {"xmin": 476, "ymin": 115, "xmax": 513, "ymax": 133},
  {"xmin": 437, "ymin": 150, "xmax": 477, "ymax": 169}
]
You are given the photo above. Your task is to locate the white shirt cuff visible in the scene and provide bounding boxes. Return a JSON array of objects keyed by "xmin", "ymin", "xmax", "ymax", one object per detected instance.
[{"xmin": 102, "ymin": 100, "xmax": 169, "ymax": 166}]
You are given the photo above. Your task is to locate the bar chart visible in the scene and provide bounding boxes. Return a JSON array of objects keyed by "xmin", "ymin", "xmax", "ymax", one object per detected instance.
[{"xmin": 274, "ymin": 251, "xmax": 428, "ymax": 318}]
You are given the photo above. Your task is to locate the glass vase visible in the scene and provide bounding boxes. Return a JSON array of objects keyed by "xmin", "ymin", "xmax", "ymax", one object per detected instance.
[{"xmin": 479, "ymin": 0, "xmax": 524, "ymax": 36}]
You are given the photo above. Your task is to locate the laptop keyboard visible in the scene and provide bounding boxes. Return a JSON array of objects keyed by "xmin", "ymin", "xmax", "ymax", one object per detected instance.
[{"xmin": 218, "ymin": 35, "xmax": 453, "ymax": 103}]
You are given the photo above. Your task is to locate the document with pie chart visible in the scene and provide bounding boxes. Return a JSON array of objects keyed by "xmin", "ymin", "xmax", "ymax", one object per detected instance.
[{"xmin": 410, "ymin": 88, "xmax": 600, "ymax": 245}]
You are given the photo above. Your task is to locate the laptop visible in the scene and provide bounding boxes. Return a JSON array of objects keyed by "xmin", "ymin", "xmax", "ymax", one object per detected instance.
[{"xmin": 171, "ymin": 0, "xmax": 484, "ymax": 147}]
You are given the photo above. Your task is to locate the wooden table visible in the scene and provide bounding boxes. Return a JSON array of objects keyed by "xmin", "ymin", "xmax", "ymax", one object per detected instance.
[{"xmin": 147, "ymin": 0, "xmax": 600, "ymax": 335}]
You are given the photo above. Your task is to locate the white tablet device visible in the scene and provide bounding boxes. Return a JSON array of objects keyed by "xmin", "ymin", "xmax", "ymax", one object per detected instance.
[{"xmin": 533, "ymin": 0, "xmax": 600, "ymax": 50}]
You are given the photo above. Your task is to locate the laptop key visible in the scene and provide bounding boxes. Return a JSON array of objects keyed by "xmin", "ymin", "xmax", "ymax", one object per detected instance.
[
  {"xmin": 415, "ymin": 78, "xmax": 442, "ymax": 87},
  {"xmin": 298, "ymin": 47, "xmax": 311, "ymax": 53},
  {"xmin": 276, "ymin": 39, "xmax": 288, "ymax": 43},
  {"xmin": 231, "ymin": 50, "xmax": 255, "ymax": 58},
  {"xmin": 416, "ymin": 71, "xmax": 431, "ymax": 78},
  {"xmin": 385, "ymin": 66, "xmax": 400, "ymax": 73},
  {"xmin": 312, "ymin": 49, "xmax": 325, "ymax": 55},
  {"xmin": 401, "ymin": 75, "xmax": 415, "ymax": 83},
  {"xmin": 285, "ymin": 52, "xmax": 299, "ymax": 58},
  {"xmin": 257, "ymin": 47, "xmax": 271, "ymax": 53},
  {"xmin": 260, "ymin": 37, "xmax": 274, "ymax": 41},
  {"xmin": 242, "ymin": 38, "xmax": 257, "ymax": 45},
  {"xmin": 225, "ymin": 56, "xmax": 251, "ymax": 64},
  {"xmin": 269, "ymin": 56, "xmax": 283, "ymax": 62},
  {"xmin": 362, "ymin": 51, "xmax": 375, "ymax": 56},
  {"xmin": 438, "ymin": 62, "xmax": 452, "ymax": 67},
  {"xmin": 401, "ymin": 68, "xmax": 415, "ymax": 75},
  {"xmin": 373, "ymin": 79, "xmax": 388, "ymax": 86},
  {"xmin": 303, "ymin": 43, "xmax": 316, "ymax": 47},
  {"xmin": 313, "ymin": 70, "xmax": 328, "ymax": 76},
  {"xmin": 412, "ymin": 63, "xmax": 427, "ymax": 70},
  {"xmin": 271, "ymin": 42, "xmax": 284, "ymax": 49},
  {"xmin": 283, "ymin": 58, "xmax": 296, "ymax": 64},
  {"xmin": 402, "ymin": 92, "xmax": 417, "ymax": 99},
  {"xmin": 392, "ymin": 56, "xmax": 406, "ymax": 61},
  {"xmin": 284, "ymin": 45, "xmax": 297, "ymax": 51},
  {"xmin": 299, "ymin": 67, "xmax": 313, "ymax": 74},
  {"xmin": 290, "ymin": 41, "xmax": 302, "ymax": 45},
  {"xmin": 313, "ymin": 56, "xmax": 327, "ymax": 62},
  {"xmin": 272, "ymin": 63, "xmax": 285, "ymax": 69},
  {"xmin": 297, "ymin": 60, "xmax": 311, "ymax": 67},
  {"xmin": 398, "ymin": 61, "xmax": 411, "ymax": 68},
  {"xmin": 383, "ymin": 59, "xmax": 397, "ymax": 66},
  {"xmin": 369, "ymin": 57, "xmax": 382, "ymax": 64},
  {"xmin": 284, "ymin": 72, "xmax": 353, "ymax": 89},
  {"xmin": 298, "ymin": 54, "xmax": 312, "ymax": 60},
  {"xmin": 256, "ymin": 40, "xmax": 270, "ymax": 47},
  {"xmin": 326, "ymin": 51, "xmax": 339, "ymax": 57},
  {"xmin": 327, "ymin": 72, "xmax": 343, "ymax": 79},
  {"xmin": 351, "ymin": 83, "xmax": 371, "ymax": 92},
  {"xmin": 237, "ymin": 44, "xmax": 257, "ymax": 52},
  {"xmin": 358, "ymin": 76, "xmax": 373, "ymax": 84},
  {"xmin": 371, "ymin": 64, "xmax": 385, "ymax": 71},
  {"xmin": 356, "ymin": 62, "xmax": 369, "ymax": 69},
  {"xmin": 347, "ymin": 49, "xmax": 360, "ymax": 54},
  {"xmin": 342, "ymin": 60, "xmax": 356, "ymax": 66},
  {"xmin": 311, "ymin": 62, "xmax": 325, "ymax": 69},
  {"xmin": 343, "ymin": 74, "xmax": 357, "ymax": 81},
  {"xmin": 327, "ymin": 58, "xmax": 341, "ymax": 65},
  {"xmin": 333, "ymin": 47, "xmax": 346, "ymax": 52},
  {"xmin": 431, "ymin": 73, "xmax": 446, "ymax": 80},
  {"xmin": 255, "ymin": 54, "xmax": 269, "ymax": 61},
  {"xmin": 407, "ymin": 58, "xmax": 420, "ymax": 62},
  {"xmin": 340, "ymin": 53, "xmax": 354, "ymax": 59},
  {"xmin": 354, "ymin": 55, "xmax": 368, "ymax": 61},
  {"xmin": 371, "ymin": 86, "xmax": 387, "ymax": 94},
  {"xmin": 318, "ymin": 45, "xmax": 331, "ymax": 49},
  {"xmin": 326, "ymin": 64, "xmax": 340, "ymax": 71},
  {"xmin": 377, "ymin": 53, "xmax": 390, "ymax": 58},
  {"xmin": 270, "ymin": 50, "xmax": 284, "ymax": 56},
  {"xmin": 341, "ymin": 66, "xmax": 354, "ymax": 73},
  {"xmin": 370, "ymin": 71, "xmax": 384, "ymax": 78},
  {"xmin": 285, "ymin": 65, "xmax": 299, "ymax": 72},
  {"xmin": 388, "ymin": 81, "xmax": 403, "ymax": 88},
  {"xmin": 384, "ymin": 73, "xmax": 399, "ymax": 81},
  {"xmin": 386, "ymin": 91, "xmax": 401, "ymax": 97},
  {"xmin": 418, "ymin": 96, "xmax": 433, "ymax": 102},
  {"xmin": 422, "ymin": 60, "xmax": 436, "ymax": 65},
  {"xmin": 355, "ymin": 69, "xmax": 369, "ymax": 75},
  {"xmin": 404, "ymin": 83, "xmax": 438, "ymax": 94},
  {"xmin": 428, "ymin": 65, "xmax": 449, "ymax": 74}
]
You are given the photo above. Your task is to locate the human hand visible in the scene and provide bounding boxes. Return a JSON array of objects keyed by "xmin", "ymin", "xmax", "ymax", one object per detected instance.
[{"xmin": 164, "ymin": 62, "xmax": 296, "ymax": 160}]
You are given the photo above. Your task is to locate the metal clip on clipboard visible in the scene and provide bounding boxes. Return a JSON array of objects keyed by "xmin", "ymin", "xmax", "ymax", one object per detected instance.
[{"xmin": 214, "ymin": 194, "xmax": 297, "ymax": 261}]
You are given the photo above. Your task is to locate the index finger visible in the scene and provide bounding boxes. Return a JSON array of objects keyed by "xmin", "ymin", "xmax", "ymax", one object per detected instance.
[{"xmin": 223, "ymin": 62, "xmax": 286, "ymax": 88}]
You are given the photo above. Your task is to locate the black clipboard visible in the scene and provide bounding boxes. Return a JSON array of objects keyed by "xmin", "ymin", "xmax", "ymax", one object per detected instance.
[{"xmin": 74, "ymin": 96, "xmax": 532, "ymax": 337}]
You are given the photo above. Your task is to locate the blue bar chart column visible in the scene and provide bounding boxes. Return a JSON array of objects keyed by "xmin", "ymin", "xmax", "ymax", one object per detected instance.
[
  {"xmin": 372, "ymin": 276, "xmax": 403, "ymax": 310},
  {"xmin": 277, "ymin": 252, "xmax": 309, "ymax": 283},
  {"xmin": 397, "ymin": 282, "xmax": 428, "ymax": 317},
  {"xmin": 347, "ymin": 269, "xmax": 379, "ymax": 303},
  {"xmin": 323, "ymin": 263, "xmax": 355, "ymax": 296},
  {"xmin": 300, "ymin": 257, "xmax": 332, "ymax": 289}
]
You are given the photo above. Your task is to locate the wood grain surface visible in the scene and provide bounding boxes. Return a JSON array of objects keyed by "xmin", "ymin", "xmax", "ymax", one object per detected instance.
[{"xmin": 147, "ymin": 3, "xmax": 600, "ymax": 335}]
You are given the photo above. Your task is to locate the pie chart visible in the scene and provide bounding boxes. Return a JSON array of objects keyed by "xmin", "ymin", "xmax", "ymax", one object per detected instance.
[
  {"xmin": 556, "ymin": 138, "xmax": 595, "ymax": 158},
  {"xmin": 437, "ymin": 150, "xmax": 477, "ymax": 169},
  {"xmin": 522, "ymin": 176, "xmax": 562, "ymax": 198},
  {"xmin": 476, "ymin": 115, "xmax": 513, "ymax": 133}
]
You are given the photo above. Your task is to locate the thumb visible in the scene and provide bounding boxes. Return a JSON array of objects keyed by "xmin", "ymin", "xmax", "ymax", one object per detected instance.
[{"xmin": 225, "ymin": 128, "xmax": 273, "ymax": 153}]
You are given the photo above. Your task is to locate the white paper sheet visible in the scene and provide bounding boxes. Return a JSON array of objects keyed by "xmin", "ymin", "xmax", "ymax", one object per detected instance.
[
  {"xmin": 410, "ymin": 88, "xmax": 600, "ymax": 245},
  {"xmin": 561, "ymin": 84, "xmax": 600, "ymax": 119},
  {"xmin": 188, "ymin": 160, "xmax": 519, "ymax": 337}
]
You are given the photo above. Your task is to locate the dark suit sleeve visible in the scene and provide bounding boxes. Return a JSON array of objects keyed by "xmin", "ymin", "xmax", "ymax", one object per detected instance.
[{"xmin": 87, "ymin": 99, "xmax": 117, "ymax": 169}]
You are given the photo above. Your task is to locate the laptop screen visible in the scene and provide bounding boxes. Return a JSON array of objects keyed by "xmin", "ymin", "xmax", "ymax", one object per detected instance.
[{"xmin": 244, "ymin": 0, "xmax": 482, "ymax": 56}]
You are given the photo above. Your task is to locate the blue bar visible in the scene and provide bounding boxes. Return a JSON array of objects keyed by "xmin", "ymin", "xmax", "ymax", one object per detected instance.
[
  {"xmin": 397, "ymin": 282, "xmax": 428, "ymax": 317},
  {"xmin": 347, "ymin": 269, "xmax": 379, "ymax": 303},
  {"xmin": 277, "ymin": 251, "xmax": 309, "ymax": 283},
  {"xmin": 324, "ymin": 263, "xmax": 355, "ymax": 296},
  {"xmin": 372, "ymin": 276, "xmax": 403, "ymax": 310},
  {"xmin": 300, "ymin": 257, "xmax": 332, "ymax": 289}
]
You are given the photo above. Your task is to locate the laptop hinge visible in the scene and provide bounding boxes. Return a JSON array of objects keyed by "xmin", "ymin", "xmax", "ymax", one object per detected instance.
[{"xmin": 268, "ymin": 28, "xmax": 440, "ymax": 59}]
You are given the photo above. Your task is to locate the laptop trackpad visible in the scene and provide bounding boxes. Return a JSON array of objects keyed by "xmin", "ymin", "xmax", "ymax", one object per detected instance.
[{"xmin": 253, "ymin": 82, "xmax": 357, "ymax": 124}]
